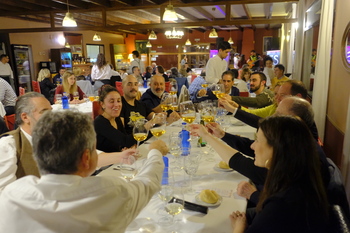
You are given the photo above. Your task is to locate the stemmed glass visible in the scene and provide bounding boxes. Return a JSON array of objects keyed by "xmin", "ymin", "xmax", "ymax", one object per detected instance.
[
  {"xmin": 158, "ymin": 168, "xmax": 174, "ymax": 223},
  {"xmin": 183, "ymin": 153, "xmax": 200, "ymax": 194},
  {"xmin": 169, "ymin": 79, "xmax": 178, "ymax": 95},
  {"xmin": 132, "ymin": 119, "xmax": 148, "ymax": 157},
  {"xmin": 200, "ymin": 82, "xmax": 209, "ymax": 97},
  {"xmin": 165, "ymin": 187, "xmax": 185, "ymax": 227},
  {"xmin": 160, "ymin": 93, "xmax": 172, "ymax": 112},
  {"xmin": 168, "ymin": 132, "xmax": 182, "ymax": 171},
  {"xmin": 179, "ymin": 101, "xmax": 196, "ymax": 124},
  {"xmin": 120, "ymin": 156, "xmax": 136, "ymax": 182},
  {"xmin": 150, "ymin": 113, "xmax": 167, "ymax": 139},
  {"xmin": 199, "ymin": 102, "xmax": 215, "ymax": 124},
  {"xmin": 211, "ymin": 84, "xmax": 225, "ymax": 99},
  {"xmin": 73, "ymin": 91, "xmax": 79, "ymax": 104},
  {"xmin": 55, "ymin": 94, "xmax": 62, "ymax": 104}
]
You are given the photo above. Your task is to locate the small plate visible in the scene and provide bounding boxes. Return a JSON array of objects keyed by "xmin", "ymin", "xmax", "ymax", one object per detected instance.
[
  {"xmin": 213, "ymin": 163, "xmax": 234, "ymax": 172},
  {"xmin": 195, "ymin": 194, "xmax": 222, "ymax": 207}
]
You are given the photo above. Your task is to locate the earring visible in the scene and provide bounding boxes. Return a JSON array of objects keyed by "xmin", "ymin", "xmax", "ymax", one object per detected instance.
[{"xmin": 265, "ymin": 159, "xmax": 269, "ymax": 168}]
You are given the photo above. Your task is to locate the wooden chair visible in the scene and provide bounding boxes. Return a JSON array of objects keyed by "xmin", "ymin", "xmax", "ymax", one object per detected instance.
[
  {"xmin": 4, "ymin": 114, "xmax": 15, "ymax": 130},
  {"xmin": 32, "ymin": 81, "xmax": 41, "ymax": 93},
  {"xmin": 115, "ymin": 81, "xmax": 123, "ymax": 96},
  {"xmin": 19, "ymin": 87, "xmax": 25, "ymax": 96}
]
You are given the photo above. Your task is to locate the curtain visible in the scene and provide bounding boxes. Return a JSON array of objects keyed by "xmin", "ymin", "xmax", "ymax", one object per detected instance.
[
  {"xmin": 293, "ymin": 0, "xmax": 306, "ymax": 81},
  {"xmin": 312, "ymin": 0, "xmax": 335, "ymax": 141}
]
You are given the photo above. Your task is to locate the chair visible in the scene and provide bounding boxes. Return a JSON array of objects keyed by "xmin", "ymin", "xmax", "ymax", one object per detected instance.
[
  {"xmin": 19, "ymin": 87, "xmax": 25, "ymax": 96},
  {"xmin": 330, "ymin": 205, "xmax": 350, "ymax": 233},
  {"xmin": 4, "ymin": 114, "xmax": 15, "ymax": 130},
  {"xmin": 76, "ymin": 80, "xmax": 94, "ymax": 96},
  {"xmin": 92, "ymin": 101, "xmax": 103, "ymax": 119},
  {"xmin": 239, "ymin": 92, "xmax": 249, "ymax": 97},
  {"xmin": 115, "ymin": 81, "xmax": 123, "ymax": 96},
  {"xmin": 32, "ymin": 81, "xmax": 41, "ymax": 93},
  {"xmin": 191, "ymin": 74, "xmax": 197, "ymax": 83},
  {"xmin": 165, "ymin": 81, "xmax": 170, "ymax": 93}
]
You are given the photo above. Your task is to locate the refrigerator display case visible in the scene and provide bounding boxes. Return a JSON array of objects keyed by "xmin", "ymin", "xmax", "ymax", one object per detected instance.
[
  {"xmin": 11, "ymin": 44, "xmax": 34, "ymax": 92},
  {"xmin": 50, "ymin": 48, "xmax": 72, "ymax": 70}
]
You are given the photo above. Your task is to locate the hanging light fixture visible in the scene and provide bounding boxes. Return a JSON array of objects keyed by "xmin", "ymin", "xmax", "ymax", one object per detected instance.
[
  {"xmin": 146, "ymin": 41, "xmax": 152, "ymax": 48},
  {"xmin": 185, "ymin": 28, "xmax": 191, "ymax": 45},
  {"xmin": 65, "ymin": 42, "xmax": 71, "ymax": 48},
  {"xmin": 62, "ymin": 0, "xmax": 77, "ymax": 27},
  {"xmin": 165, "ymin": 27, "xmax": 184, "ymax": 39},
  {"xmin": 148, "ymin": 30, "xmax": 157, "ymax": 40},
  {"xmin": 93, "ymin": 33, "xmax": 101, "ymax": 41},
  {"xmin": 228, "ymin": 30, "xmax": 234, "ymax": 44},
  {"xmin": 163, "ymin": 1, "xmax": 178, "ymax": 21},
  {"xmin": 209, "ymin": 28, "xmax": 218, "ymax": 38}
]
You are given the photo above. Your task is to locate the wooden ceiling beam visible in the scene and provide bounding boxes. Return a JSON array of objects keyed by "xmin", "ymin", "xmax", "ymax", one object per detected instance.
[
  {"xmin": 51, "ymin": 0, "xmax": 89, "ymax": 9},
  {"xmin": 175, "ymin": 8, "xmax": 198, "ymax": 21},
  {"xmin": 191, "ymin": 7, "xmax": 214, "ymax": 21},
  {"xmin": 21, "ymin": 0, "xmax": 67, "ymax": 10},
  {"xmin": 83, "ymin": 0, "xmax": 111, "ymax": 7},
  {"xmin": 243, "ymin": 4, "xmax": 256, "ymax": 30}
]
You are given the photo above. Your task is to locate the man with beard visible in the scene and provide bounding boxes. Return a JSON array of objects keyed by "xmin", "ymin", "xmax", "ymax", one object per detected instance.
[
  {"xmin": 229, "ymin": 72, "xmax": 274, "ymax": 108},
  {"xmin": 139, "ymin": 74, "xmax": 180, "ymax": 117}
]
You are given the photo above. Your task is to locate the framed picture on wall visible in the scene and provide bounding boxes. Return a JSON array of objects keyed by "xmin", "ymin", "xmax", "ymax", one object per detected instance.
[
  {"xmin": 135, "ymin": 40, "xmax": 148, "ymax": 54},
  {"xmin": 263, "ymin": 36, "xmax": 273, "ymax": 53}
]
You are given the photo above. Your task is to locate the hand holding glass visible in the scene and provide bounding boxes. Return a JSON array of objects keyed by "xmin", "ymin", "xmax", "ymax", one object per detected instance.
[
  {"xmin": 150, "ymin": 113, "xmax": 167, "ymax": 139},
  {"xmin": 133, "ymin": 119, "xmax": 148, "ymax": 157}
]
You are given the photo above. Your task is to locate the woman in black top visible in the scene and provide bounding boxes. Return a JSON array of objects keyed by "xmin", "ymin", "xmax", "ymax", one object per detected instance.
[
  {"xmin": 94, "ymin": 85, "xmax": 136, "ymax": 152},
  {"xmin": 190, "ymin": 116, "xmax": 330, "ymax": 233},
  {"xmin": 37, "ymin": 68, "xmax": 55, "ymax": 102}
]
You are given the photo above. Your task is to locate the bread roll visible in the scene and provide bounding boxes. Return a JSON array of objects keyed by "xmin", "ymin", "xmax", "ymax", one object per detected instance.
[
  {"xmin": 218, "ymin": 161, "xmax": 230, "ymax": 169},
  {"xmin": 199, "ymin": 189, "xmax": 219, "ymax": 204}
]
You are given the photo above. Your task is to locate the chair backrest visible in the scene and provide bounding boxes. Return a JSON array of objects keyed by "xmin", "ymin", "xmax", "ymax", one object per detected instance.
[
  {"xmin": 165, "ymin": 81, "xmax": 170, "ymax": 93},
  {"xmin": 92, "ymin": 101, "xmax": 103, "ymax": 119},
  {"xmin": 32, "ymin": 81, "xmax": 41, "ymax": 93},
  {"xmin": 115, "ymin": 81, "xmax": 124, "ymax": 96},
  {"xmin": 327, "ymin": 158, "xmax": 350, "ymax": 220},
  {"xmin": 4, "ymin": 114, "xmax": 15, "ymax": 130},
  {"xmin": 178, "ymin": 85, "xmax": 190, "ymax": 104},
  {"xmin": 239, "ymin": 92, "xmax": 249, "ymax": 97},
  {"xmin": 191, "ymin": 74, "xmax": 197, "ymax": 83},
  {"xmin": 330, "ymin": 205, "xmax": 350, "ymax": 233},
  {"xmin": 19, "ymin": 87, "xmax": 25, "ymax": 96},
  {"xmin": 76, "ymin": 80, "xmax": 94, "ymax": 96}
]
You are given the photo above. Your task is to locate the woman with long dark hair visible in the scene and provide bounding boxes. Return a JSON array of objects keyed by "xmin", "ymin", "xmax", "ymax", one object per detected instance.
[
  {"xmin": 190, "ymin": 116, "xmax": 330, "ymax": 233},
  {"xmin": 91, "ymin": 53, "xmax": 112, "ymax": 92}
]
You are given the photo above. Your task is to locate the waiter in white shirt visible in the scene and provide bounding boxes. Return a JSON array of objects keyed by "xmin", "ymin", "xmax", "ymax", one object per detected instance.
[
  {"xmin": 205, "ymin": 41, "xmax": 231, "ymax": 84},
  {"xmin": 0, "ymin": 54, "xmax": 14, "ymax": 89},
  {"xmin": 128, "ymin": 50, "xmax": 145, "ymax": 74}
]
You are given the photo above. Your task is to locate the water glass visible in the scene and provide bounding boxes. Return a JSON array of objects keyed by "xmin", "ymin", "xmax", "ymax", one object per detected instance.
[{"xmin": 120, "ymin": 156, "xmax": 136, "ymax": 181}]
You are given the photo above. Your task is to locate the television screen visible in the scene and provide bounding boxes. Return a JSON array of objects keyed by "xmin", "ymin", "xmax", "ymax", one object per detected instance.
[{"xmin": 61, "ymin": 52, "xmax": 72, "ymax": 68}]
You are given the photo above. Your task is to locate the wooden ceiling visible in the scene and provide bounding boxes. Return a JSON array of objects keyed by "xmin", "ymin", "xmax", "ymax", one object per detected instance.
[{"xmin": 0, "ymin": 0, "xmax": 298, "ymax": 35}]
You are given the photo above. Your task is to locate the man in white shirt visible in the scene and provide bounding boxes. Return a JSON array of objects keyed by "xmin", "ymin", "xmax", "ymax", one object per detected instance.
[
  {"xmin": 205, "ymin": 41, "xmax": 231, "ymax": 84},
  {"xmin": 0, "ymin": 110, "xmax": 167, "ymax": 232},
  {"xmin": 0, "ymin": 54, "xmax": 14, "ymax": 89},
  {"xmin": 129, "ymin": 50, "xmax": 145, "ymax": 74},
  {"xmin": 0, "ymin": 77, "xmax": 16, "ymax": 115}
]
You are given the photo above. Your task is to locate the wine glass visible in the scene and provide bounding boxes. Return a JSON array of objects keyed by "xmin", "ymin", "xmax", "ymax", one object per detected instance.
[
  {"xmin": 55, "ymin": 94, "xmax": 62, "ymax": 104},
  {"xmin": 73, "ymin": 91, "xmax": 79, "ymax": 104},
  {"xmin": 120, "ymin": 156, "xmax": 136, "ymax": 182},
  {"xmin": 211, "ymin": 84, "xmax": 225, "ymax": 99},
  {"xmin": 133, "ymin": 119, "xmax": 148, "ymax": 157},
  {"xmin": 164, "ymin": 187, "xmax": 185, "ymax": 227},
  {"xmin": 150, "ymin": 113, "xmax": 167, "ymax": 139},
  {"xmin": 200, "ymin": 82, "xmax": 209, "ymax": 97},
  {"xmin": 183, "ymin": 153, "xmax": 200, "ymax": 194},
  {"xmin": 179, "ymin": 101, "xmax": 196, "ymax": 124},
  {"xmin": 199, "ymin": 102, "xmax": 215, "ymax": 124},
  {"xmin": 168, "ymin": 132, "xmax": 182, "ymax": 171},
  {"xmin": 169, "ymin": 79, "xmax": 178, "ymax": 95},
  {"xmin": 158, "ymin": 168, "xmax": 174, "ymax": 223},
  {"xmin": 88, "ymin": 94, "xmax": 95, "ymax": 102},
  {"xmin": 160, "ymin": 93, "xmax": 172, "ymax": 112}
]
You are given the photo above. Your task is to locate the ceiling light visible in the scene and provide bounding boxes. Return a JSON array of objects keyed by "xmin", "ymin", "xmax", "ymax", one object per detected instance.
[
  {"xmin": 185, "ymin": 39, "xmax": 192, "ymax": 46},
  {"xmin": 62, "ymin": 0, "xmax": 77, "ymax": 27},
  {"xmin": 146, "ymin": 41, "xmax": 152, "ymax": 48},
  {"xmin": 228, "ymin": 37, "xmax": 234, "ymax": 44},
  {"xmin": 65, "ymin": 42, "xmax": 70, "ymax": 48},
  {"xmin": 165, "ymin": 28, "xmax": 184, "ymax": 39},
  {"xmin": 163, "ymin": 2, "xmax": 178, "ymax": 21},
  {"xmin": 209, "ymin": 28, "xmax": 218, "ymax": 38},
  {"xmin": 93, "ymin": 33, "xmax": 101, "ymax": 41},
  {"xmin": 148, "ymin": 30, "xmax": 157, "ymax": 40}
]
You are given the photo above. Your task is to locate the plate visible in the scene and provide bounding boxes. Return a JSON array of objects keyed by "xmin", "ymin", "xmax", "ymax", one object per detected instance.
[
  {"xmin": 213, "ymin": 163, "xmax": 234, "ymax": 172},
  {"xmin": 195, "ymin": 194, "xmax": 222, "ymax": 207}
]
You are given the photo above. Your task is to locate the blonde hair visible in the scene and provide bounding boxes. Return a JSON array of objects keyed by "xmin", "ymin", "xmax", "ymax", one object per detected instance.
[
  {"xmin": 37, "ymin": 69, "xmax": 51, "ymax": 82},
  {"xmin": 73, "ymin": 67, "xmax": 82, "ymax": 77},
  {"xmin": 61, "ymin": 71, "xmax": 77, "ymax": 94}
]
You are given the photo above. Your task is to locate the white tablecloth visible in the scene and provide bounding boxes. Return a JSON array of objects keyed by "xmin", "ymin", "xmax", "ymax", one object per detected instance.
[
  {"xmin": 51, "ymin": 102, "xmax": 93, "ymax": 116},
  {"xmin": 99, "ymin": 119, "xmax": 256, "ymax": 233}
]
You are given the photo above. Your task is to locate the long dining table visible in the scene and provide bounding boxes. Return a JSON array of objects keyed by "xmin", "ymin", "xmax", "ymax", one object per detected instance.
[{"xmin": 99, "ymin": 116, "xmax": 256, "ymax": 233}]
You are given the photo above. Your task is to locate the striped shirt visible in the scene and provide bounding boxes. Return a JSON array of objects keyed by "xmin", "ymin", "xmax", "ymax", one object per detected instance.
[{"xmin": 0, "ymin": 78, "xmax": 16, "ymax": 107}]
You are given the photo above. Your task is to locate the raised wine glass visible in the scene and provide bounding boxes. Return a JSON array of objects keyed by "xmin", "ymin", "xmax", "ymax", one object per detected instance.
[
  {"xmin": 132, "ymin": 119, "xmax": 148, "ymax": 157},
  {"xmin": 179, "ymin": 101, "xmax": 196, "ymax": 124},
  {"xmin": 160, "ymin": 93, "xmax": 172, "ymax": 112},
  {"xmin": 150, "ymin": 113, "xmax": 167, "ymax": 139},
  {"xmin": 200, "ymin": 81, "xmax": 209, "ymax": 97},
  {"xmin": 169, "ymin": 79, "xmax": 178, "ymax": 96}
]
